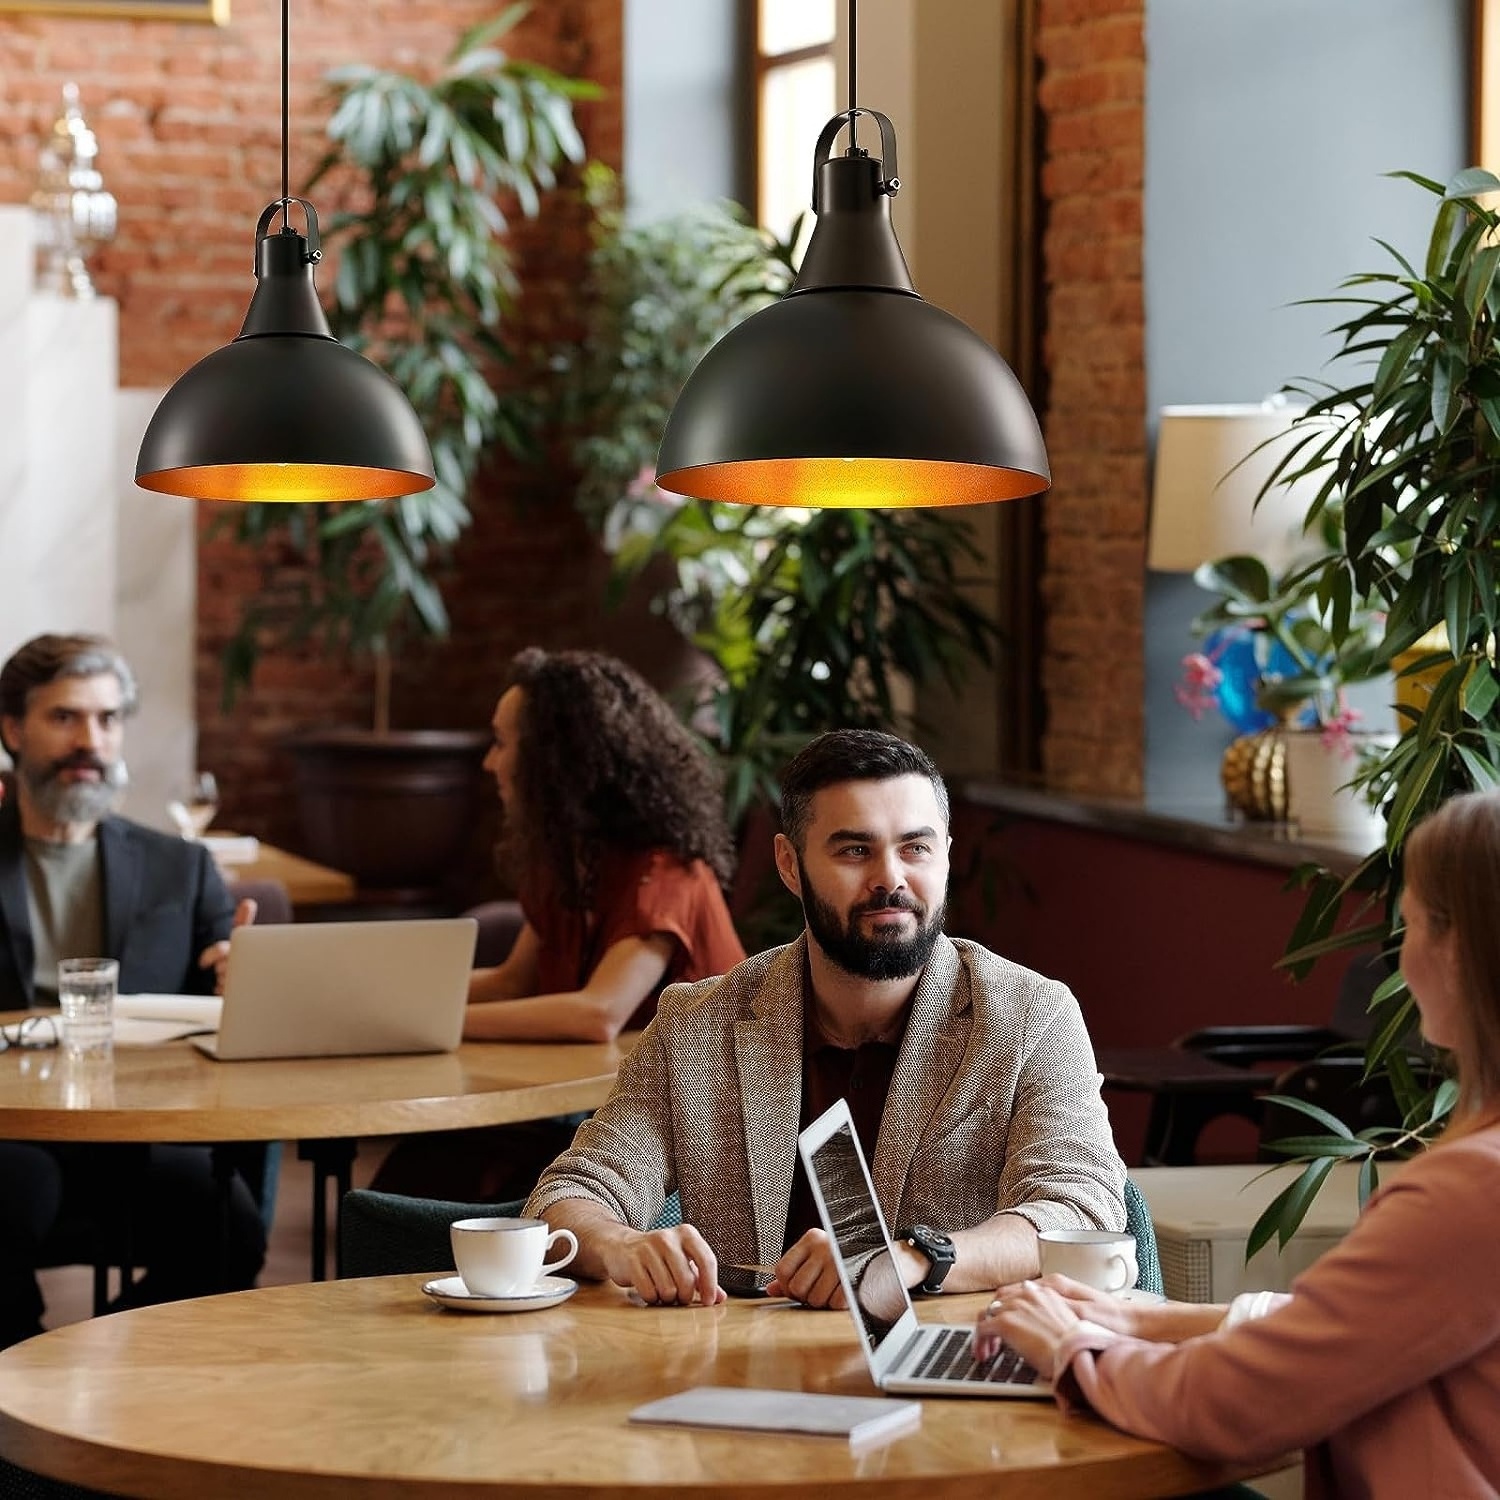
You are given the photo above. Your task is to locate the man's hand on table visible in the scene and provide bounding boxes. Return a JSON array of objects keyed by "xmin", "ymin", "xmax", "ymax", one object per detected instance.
[{"xmin": 596, "ymin": 1222, "xmax": 728, "ymax": 1306}]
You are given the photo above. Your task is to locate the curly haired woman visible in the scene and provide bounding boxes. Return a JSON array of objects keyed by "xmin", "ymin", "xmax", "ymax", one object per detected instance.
[
  {"xmin": 462, "ymin": 647, "xmax": 745, "ymax": 1042},
  {"xmin": 371, "ymin": 649, "xmax": 745, "ymax": 1200}
]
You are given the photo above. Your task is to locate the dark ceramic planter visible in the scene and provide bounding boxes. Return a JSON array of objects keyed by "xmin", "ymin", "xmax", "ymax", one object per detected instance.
[{"xmin": 282, "ymin": 728, "xmax": 491, "ymax": 903}]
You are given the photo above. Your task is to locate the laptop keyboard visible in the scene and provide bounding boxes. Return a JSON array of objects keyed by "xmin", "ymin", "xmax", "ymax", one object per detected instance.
[{"xmin": 910, "ymin": 1326, "xmax": 1039, "ymax": 1385}]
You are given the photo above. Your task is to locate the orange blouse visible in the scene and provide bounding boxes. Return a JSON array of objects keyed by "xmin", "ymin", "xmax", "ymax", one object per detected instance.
[{"xmin": 523, "ymin": 847, "xmax": 746, "ymax": 1030}]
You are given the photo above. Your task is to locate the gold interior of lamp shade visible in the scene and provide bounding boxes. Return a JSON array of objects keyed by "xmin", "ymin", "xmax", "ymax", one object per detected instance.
[
  {"xmin": 655, "ymin": 457, "xmax": 1052, "ymax": 509},
  {"xmin": 135, "ymin": 463, "xmax": 435, "ymax": 503}
]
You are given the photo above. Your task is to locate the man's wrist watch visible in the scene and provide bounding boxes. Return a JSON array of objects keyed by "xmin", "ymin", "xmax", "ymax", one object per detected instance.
[{"xmin": 901, "ymin": 1223, "xmax": 956, "ymax": 1294}]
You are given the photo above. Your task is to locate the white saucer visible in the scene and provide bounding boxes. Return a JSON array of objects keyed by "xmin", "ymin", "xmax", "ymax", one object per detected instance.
[
  {"xmin": 421, "ymin": 1274, "xmax": 578, "ymax": 1314},
  {"xmin": 1117, "ymin": 1288, "xmax": 1165, "ymax": 1305}
]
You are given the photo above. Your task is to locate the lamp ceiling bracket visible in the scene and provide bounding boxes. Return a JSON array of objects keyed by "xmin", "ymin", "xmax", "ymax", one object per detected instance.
[{"xmin": 811, "ymin": 109, "xmax": 900, "ymax": 211}]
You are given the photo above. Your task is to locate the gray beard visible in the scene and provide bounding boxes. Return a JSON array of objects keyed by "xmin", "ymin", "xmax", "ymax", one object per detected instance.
[{"xmin": 19, "ymin": 757, "xmax": 128, "ymax": 826}]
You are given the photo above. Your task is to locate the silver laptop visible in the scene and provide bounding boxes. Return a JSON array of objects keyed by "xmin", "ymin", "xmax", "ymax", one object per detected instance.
[
  {"xmin": 798, "ymin": 1098, "xmax": 1050, "ymax": 1398},
  {"xmin": 194, "ymin": 918, "xmax": 477, "ymax": 1061}
]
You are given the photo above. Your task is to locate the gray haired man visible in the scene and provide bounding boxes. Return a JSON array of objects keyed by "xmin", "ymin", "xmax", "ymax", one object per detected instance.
[{"xmin": 0, "ymin": 633, "xmax": 264, "ymax": 1346}]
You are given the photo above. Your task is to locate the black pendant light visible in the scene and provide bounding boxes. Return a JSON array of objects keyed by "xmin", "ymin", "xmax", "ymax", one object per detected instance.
[
  {"xmin": 655, "ymin": 3, "xmax": 1048, "ymax": 509},
  {"xmin": 135, "ymin": 0, "xmax": 435, "ymax": 503}
]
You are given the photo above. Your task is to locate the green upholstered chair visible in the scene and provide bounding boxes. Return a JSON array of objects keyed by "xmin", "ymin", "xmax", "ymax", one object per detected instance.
[
  {"xmin": 338, "ymin": 1189, "xmax": 686, "ymax": 1279},
  {"xmin": 1124, "ymin": 1176, "xmax": 1163, "ymax": 1296}
]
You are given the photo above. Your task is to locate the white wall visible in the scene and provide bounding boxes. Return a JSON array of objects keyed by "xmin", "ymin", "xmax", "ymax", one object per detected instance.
[{"xmin": 0, "ymin": 205, "xmax": 194, "ymax": 832}]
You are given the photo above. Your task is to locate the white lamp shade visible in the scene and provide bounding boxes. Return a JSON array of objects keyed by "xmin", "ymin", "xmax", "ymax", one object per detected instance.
[{"xmin": 1148, "ymin": 403, "xmax": 1325, "ymax": 574}]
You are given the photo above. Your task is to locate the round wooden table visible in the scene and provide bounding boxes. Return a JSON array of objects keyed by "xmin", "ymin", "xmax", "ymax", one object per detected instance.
[
  {"xmin": 0, "ymin": 1033, "xmax": 635, "ymax": 1142},
  {"xmin": 0, "ymin": 1280, "xmax": 1266, "ymax": 1499},
  {"xmin": 0, "ymin": 1030, "xmax": 638, "ymax": 1279}
]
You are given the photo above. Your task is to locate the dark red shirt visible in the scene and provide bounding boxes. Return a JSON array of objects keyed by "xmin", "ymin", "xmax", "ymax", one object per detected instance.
[{"xmin": 783, "ymin": 1000, "xmax": 912, "ymax": 1250}]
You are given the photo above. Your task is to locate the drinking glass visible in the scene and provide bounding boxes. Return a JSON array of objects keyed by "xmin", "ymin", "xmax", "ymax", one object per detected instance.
[
  {"xmin": 168, "ymin": 771, "xmax": 219, "ymax": 840},
  {"xmin": 57, "ymin": 957, "xmax": 117, "ymax": 1059}
]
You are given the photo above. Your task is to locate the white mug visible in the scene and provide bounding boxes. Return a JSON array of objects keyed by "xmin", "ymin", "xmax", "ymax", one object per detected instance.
[
  {"xmin": 450, "ymin": 1216, "xmax": 578, "ymax": 1297},
  {"xmin": 1037, "ymin": 1229, "xmax": 1137, "ymax": 1293}
]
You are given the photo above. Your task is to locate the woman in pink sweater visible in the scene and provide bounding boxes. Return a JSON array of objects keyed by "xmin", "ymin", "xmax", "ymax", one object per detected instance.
[{"xmin": 977, "ymin": 789, "xmax": 1500, "ymax": 1499}]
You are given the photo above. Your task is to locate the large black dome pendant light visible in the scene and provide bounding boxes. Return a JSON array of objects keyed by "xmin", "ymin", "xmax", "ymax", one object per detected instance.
[
  {"xmin": 655, "ymin": 1, "xmax": 1049, "ymax": 509},
  {"xmin": 135, "ymin": 0, "xmax": 435, "ymax": 503}
]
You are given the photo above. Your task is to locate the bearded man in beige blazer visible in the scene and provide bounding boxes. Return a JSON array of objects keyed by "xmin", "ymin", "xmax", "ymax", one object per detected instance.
[{"xmin": 526, "ymin": 729, "xmax": 1125, "ymax": 1307}]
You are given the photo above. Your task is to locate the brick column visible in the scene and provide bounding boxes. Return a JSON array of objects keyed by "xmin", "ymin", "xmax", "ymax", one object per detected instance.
[{"xmin": 1034, "ymin": 0, "xmax": 1147, "ymax": 796}]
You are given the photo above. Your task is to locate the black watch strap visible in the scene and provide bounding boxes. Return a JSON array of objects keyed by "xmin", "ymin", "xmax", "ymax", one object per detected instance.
[{"xmin": 901, "ymin": 1223, "xmax": 956, "ymax": 1294}]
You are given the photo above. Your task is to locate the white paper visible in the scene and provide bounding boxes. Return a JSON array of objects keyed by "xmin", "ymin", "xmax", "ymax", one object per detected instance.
[
  {"xmin": 113, "ymin": 995, "xmax": 222, "ymax": 1042},
  {"xmin": 628, "ymin": 1386, "xmax": 921, "ymax": 1447},
  {"xmin": 117, "ymin": 994, "xmax": 223, "ymax": 1027}
]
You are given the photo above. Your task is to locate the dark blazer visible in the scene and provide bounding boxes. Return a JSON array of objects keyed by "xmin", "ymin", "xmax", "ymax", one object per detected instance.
[{"xmin": 0, "ymin": 799, "xmax": 235, "ymax": 1009}]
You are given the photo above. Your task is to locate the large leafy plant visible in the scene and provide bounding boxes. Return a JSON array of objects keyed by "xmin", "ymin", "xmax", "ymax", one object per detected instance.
[
  {"xmin": 1244, "ymin": 168, "xmax": 1500, "ymax": 1253},
  {"xmin": 558, "ymin": 184, "xmax": 1000, "ymax": 830},
  {"xmin": 222, "ymin": 6, "xmax": 596, "ymax": 728}
]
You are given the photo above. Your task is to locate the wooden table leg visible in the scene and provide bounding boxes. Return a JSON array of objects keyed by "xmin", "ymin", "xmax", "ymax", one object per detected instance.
[{"xmin": 297, "ymin": 1139, "xmax": 358, "ymax": 1280}]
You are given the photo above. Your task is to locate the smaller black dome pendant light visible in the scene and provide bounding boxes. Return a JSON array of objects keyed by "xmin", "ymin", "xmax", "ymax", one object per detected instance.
[
  {"xmin": 135, "ymin": 0, "xmax": 435, "ymax": 503},
  {"xmin": 655, "ymin": 0, "xmax": 1049, "ymax": 510}
]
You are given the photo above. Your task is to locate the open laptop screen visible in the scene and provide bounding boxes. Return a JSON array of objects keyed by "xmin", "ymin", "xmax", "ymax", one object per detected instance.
[{"xmin": 805, "ymin": 1117, "xmax": 914, "ymax": 1351}]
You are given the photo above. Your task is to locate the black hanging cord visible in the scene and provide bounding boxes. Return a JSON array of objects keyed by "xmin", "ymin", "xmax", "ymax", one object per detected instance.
[
  {"xmin": 848, "ymin": 0, "xmax": 857, "ymax": 151},
  {"xmin": 281, "ymin": 0, "xmax": 290, "ymax": 230}
]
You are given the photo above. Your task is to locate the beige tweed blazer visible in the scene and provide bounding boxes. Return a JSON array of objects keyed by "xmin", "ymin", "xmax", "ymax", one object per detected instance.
[{"xmin": 526, "ymin": 933, "xmax": 1125, "ymax": 1270}]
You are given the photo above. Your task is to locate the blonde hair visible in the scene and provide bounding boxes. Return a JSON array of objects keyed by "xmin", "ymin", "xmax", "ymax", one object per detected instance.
[{"xmin": 1403, "ymin": 789, "xmax": 1500, "ymax": 1128}]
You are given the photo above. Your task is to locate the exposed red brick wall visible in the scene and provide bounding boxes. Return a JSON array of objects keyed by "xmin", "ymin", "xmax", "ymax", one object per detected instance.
[
  {"xmin": 1034, "ymin": 0, "xmax": 1147, "ymax": 796},
  {"xmin": 3, "ymin": 0, "xmax": 650, "ymax": 872}
]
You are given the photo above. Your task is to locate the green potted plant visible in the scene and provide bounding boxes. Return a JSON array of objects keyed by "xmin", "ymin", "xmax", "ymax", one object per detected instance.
[
  {"xmin": 216, "ymin": 8, "xmax": 595, "ymax": 900},
  {"xmin": 556, "ymin": 181, "xmax": 1001, "ymax": 940},
  {"xmin": 1241, "ymin": 167, "xmax": 1500, "ymax": 1251}
]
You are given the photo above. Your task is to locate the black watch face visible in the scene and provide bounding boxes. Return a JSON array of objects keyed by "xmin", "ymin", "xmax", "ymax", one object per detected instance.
[{"xmin": 914, "ymin": 1224, "xmax": 953, "ymax": 1250}]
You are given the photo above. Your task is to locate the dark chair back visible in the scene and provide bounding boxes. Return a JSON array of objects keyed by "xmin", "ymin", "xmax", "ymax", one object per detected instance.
[
  {"xmin": 225, "ymin": 877, "xmax": 293, "ymax": 927},
  {"xmin": 463, "ymin": 900, "xmax": 526, "ymax": 968},
  {"xmin": 1258, "ymin": 1053, "xmax": 1442, "ymax": 1158}
]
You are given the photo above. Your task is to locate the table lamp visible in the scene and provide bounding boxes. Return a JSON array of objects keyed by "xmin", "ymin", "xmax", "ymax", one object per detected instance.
[{"xmin": 1147, "ymin": 400, "xmax": 1324, "ymax": 575}]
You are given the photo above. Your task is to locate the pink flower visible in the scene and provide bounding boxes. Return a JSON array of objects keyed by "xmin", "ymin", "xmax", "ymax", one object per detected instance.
[
  {"xmin": 1174, "ymin": 652, "xmax": 1223, "ymax": 721},
  {"xmin": 1319, "ymin": 703, "xmax": 1365, "ymax": 758}
]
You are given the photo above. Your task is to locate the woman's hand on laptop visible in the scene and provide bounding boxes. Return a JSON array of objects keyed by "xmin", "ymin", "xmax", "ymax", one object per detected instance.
[
  {"xmin": 197, "ymin": 897, "xmax": 258, "ymax": 996},
  {"xmin": 974, "ymin": 1278, "xmax": 1083, "ymax": 1378},
  {"xmin": 597, "ymin": 1223, "xmax": 727, "ymax": 1307}
]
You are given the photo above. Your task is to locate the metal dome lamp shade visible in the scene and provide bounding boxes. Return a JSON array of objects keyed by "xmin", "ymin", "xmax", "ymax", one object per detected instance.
[
  {"xmin": 655, "ymin": 7, "xmax": 1048, "ymax": 509},
  {"xmin": 135, "ymin": 0, "xmax": 434, "ymax": 503}
]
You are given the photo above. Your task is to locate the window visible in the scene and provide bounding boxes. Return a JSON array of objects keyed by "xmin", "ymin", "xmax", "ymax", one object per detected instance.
[{"xmin": 754, "ymin": 0, "xmax": 837, "ymax": 241}]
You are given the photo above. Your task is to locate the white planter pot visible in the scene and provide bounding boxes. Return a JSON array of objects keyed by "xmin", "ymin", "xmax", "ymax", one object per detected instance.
[{"xmin": 1281, "ymin": 730, "xmax": 1392, "ymax": 849}]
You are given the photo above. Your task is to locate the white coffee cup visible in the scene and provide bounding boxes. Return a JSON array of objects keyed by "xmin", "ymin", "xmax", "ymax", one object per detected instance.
[
  {"xmin": 450, "ymin": 1216, "xmax": 578, "ymax": 1297},
  {"xmin": 1037, "ymin": 1229, "xmax": 1137, "ymax": 1293}
]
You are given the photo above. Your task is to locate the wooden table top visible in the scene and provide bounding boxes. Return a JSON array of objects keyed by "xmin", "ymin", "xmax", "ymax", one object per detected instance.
[
  {"xmin": 0, "ymin": 1280, "xmax": 1262, "ymax": 1500},
  {"xmin": 0, "ymin": 1032, "xmax": 636, "ymax": 1143},
  {"xmin": 220, "ymin": 840, "xmax": 356, "ymax": 906}
]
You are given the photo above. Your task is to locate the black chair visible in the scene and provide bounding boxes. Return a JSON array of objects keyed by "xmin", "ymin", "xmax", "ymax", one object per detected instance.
[
  {"xmin": 1098, "ymin": 954, "xmax": 1399, "ymax": 1165},
  {"xmin": 1257, "ymin": 1052, "xmax": 1443, "ymax": 1159},
  {"xmin": 41, "ymin": 881, "xmax": 294, "ymax": 1312}
]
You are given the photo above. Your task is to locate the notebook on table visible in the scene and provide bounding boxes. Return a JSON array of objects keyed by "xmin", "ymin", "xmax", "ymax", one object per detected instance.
[
  {"xmin": 797, "ymin": 1097, "xmax": 1051, "ymax": 1398},
  {"xmin": 194, "ymin": 918, "xmax": 477, "ymax": 1061}
]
